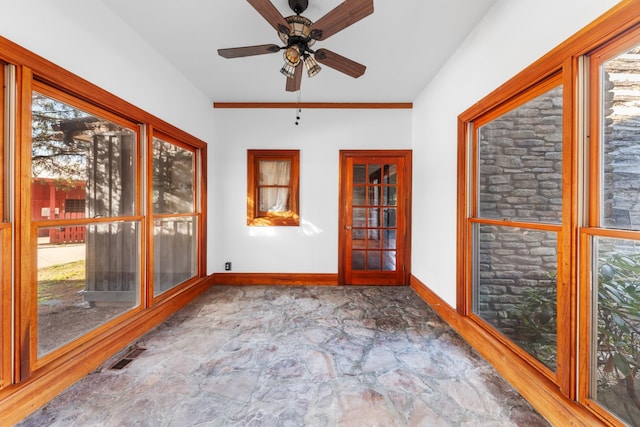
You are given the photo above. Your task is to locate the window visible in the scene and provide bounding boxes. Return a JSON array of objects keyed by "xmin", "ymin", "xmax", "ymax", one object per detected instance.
[
  {"xmin": 151, "ymin": 133, "xmax": 199, "ymax": 297},
  {"xmin": 64, "ymin": 199, "xmax": 85, "ymax": 213},
  {"xmin": 0, "ymin": 225, "xmax": 8, "ymax": 391},
  {"xmin": 31, "ymin": 85, "xmax": 141, "ymax": 359},
  {"xmin": 468, "ymin": 76, "xmax": 565, "ymax": 375},
  {"xmin": 581, "ymin": 30, "xmax": 640, "ymax": 426},
  {"xmin": 247, "ymin": 149, "xmax": 299, "ymax": 226},
  {"xmin": 0, "ymin": 33, "xmax": 208, "ymax": 422},
  {"xmin": 457, "ymin": 5, "xmax": 640, "ymax": 424},
  {"xmin": 0, "ymin": 62, "xmax": 9, "ymax": 391},
  {"xmin": 19, "ymin": 65, "xmax": 205, "ymax": 375}
]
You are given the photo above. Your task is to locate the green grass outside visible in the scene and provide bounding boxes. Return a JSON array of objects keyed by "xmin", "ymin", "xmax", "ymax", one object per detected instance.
[{"xmin": 38, "ymin": 260, "xmax": 86, "ymax": 303}]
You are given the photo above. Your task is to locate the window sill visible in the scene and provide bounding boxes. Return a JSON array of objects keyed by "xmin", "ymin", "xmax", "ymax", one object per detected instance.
[{"xmin": 247, "ymin": 214, "xmax": 300, "ymax": 227}]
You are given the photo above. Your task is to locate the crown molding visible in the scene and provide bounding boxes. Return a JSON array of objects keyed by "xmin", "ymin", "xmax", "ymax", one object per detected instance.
[{"xmin": 213, "ymin": 102, "xmax": 412, "ymax": 109}]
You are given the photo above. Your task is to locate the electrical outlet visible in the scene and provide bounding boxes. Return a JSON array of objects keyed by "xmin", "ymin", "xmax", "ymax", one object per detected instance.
[{"xmin": 224, "ymin": 262, "xmax": 232, "ymax": 271}]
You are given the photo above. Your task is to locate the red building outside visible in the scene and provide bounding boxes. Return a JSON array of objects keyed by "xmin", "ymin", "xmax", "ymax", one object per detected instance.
[{"xmin": 31, "ymin": 178, "xmax": 86, "ymax": 243}]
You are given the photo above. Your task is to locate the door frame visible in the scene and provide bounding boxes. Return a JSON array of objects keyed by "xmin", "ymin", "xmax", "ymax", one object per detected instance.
[{"xmin": 338, "ymin": 150, "xmax": 412, "ymax": 286}]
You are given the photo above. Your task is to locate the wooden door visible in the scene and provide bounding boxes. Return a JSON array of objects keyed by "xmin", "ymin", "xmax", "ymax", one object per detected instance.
[{"xmin": 339, "ymin": 150, "xmax": 411, "ymax": 285}]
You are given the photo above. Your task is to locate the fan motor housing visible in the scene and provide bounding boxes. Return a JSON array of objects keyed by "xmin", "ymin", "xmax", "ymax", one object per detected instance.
[{"xmin": 289, "ymin": 0, "xmax": 308, "ymax": 14}]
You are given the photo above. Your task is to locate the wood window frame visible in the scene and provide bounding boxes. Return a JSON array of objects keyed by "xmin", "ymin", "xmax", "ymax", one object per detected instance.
[
  {"xmin": 460, "ymin": 70, "xmax": 573, "ymax": 393},
  {"xmin": 576, "ymin": 25, "xmax": 640, "ymax": 424},
  {"xmin": 147, "ymin": 128, "xmax": 204, "ymax": 303},
  {"xmin": 454, "ymin": 2, "xmax": 640, "ymax": 425},
  {"xmin": 0, "ymin": 63, "xmax": 9, "ymax": 391},
  {"xmin": 0, "ymin": 223, "xmax": 10, "ymax": 391},
  {"xmin": 247, "ymin": 149, "xmax": 300, "ymax": 226},
  {"xmin": 26, "ymin": 80, "xmax": 145, "ymax": 371},
  {"xmin": 0, "ymin": 35, "xmax": 209, "ymax": 422}
]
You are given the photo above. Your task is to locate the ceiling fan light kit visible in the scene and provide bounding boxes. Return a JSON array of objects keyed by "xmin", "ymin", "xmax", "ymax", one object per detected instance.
[
  {"xmin": 218, "ymin": 0, "xmax": 373, "ymax": 92},
  {"xmin": 303, "ymin": 55, "xmax": 321, "ymax": 77}
]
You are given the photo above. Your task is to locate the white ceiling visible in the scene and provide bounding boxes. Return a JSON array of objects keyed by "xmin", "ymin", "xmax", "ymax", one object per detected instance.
[{"xmin": 101, "ymin": 0, "xmax": 498, "ymax": 103}]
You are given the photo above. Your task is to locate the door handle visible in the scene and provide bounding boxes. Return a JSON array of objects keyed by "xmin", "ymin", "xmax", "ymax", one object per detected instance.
[{"xmin": 345, "ymin": 225, "xmax": 352, "ymax": 230}]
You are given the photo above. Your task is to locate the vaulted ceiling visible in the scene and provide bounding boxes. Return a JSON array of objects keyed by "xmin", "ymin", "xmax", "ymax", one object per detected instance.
[{"xmin": 101, "ymin": 0, "xmax": 498, "ymax": 103}]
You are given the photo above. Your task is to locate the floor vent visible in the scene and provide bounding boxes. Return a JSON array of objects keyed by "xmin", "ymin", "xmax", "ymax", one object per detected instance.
[{"xmin": 110, "ymin": 347, "xmax": 146, "ymax": 370}]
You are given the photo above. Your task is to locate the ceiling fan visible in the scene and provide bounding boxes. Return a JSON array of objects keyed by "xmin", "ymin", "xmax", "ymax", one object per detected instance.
[{"xmin": 218, "ymin": 0, "xmax": 374, "ymax": 92}]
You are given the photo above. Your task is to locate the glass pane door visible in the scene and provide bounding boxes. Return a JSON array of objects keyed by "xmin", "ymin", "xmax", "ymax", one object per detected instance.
[
  {"xmin": 341, "ymin": 152, "xmax": 408, "ymax": 286},
  {"xmin": 351, "ymin": 163, "xmax": 397, "ymax": 273}
]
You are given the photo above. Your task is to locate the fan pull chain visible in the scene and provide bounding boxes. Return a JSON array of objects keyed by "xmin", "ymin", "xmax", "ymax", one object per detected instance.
[
  {"xmin": 295, "ymin": 107, "xmax": 301, "ymax": 125},
  {"xmin": 295, "ymin": 90, "xmax": 302, "ymax": 125}
]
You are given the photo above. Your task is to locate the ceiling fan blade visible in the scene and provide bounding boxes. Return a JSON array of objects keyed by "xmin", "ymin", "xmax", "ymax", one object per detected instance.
[
  {"xmin": 286, "ymin": 62, "xmax": 303, "ymax": 92},
  {"xmin": 309, "ymin": 0, "xmax": 373, "ymax": 41},
  {"xmin": 247, "ymin": 0, "xmax": 291, "ymax": 35},
  {"xmin": 218, "ymin": 44, "xmax": 281, "ymax": 59},
  {"xmin": 314, "ymin": 48, "xmax": 366, "ymax": 78}
]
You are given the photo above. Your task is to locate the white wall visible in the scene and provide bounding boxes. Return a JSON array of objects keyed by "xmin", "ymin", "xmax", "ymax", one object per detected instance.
[
  {"xmin": 1, "ymin": 1, "xmax": 412, "ymax": 279},
  {"xmin": 0, "ymin": 0, "xmax": 215, "ymax": 144},
  {"xmin": 1, "ymin": 0, "xmax": 220, "ymax": 273},
  {"xmin": 2, "ymin": 0, "xmax": 624, "ymax": 288},
  {"xmin": 411, "ymin": 0, "xmax": 622, "ymax": 307},
  {"xmin": 211, "ymin": 108, "xmax": 411, "ymax": 274}
]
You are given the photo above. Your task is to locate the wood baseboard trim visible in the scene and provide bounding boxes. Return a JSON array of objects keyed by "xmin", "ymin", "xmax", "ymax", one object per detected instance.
[
  {"xmin": 409, "ymin": 275, "xmax": 605, "ymax": 427},
  {"xmin": 0, "ymin": 275, "xmax": 214, "ymax": 426},
  {"xmin": 210, "ymin": 272, "xmax": 338, "ymax": 286}
]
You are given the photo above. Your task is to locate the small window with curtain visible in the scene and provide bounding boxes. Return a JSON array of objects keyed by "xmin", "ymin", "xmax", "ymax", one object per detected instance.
[{"xmin": 247, "ymin": 149, "xmax": 299, "ymax": 226}]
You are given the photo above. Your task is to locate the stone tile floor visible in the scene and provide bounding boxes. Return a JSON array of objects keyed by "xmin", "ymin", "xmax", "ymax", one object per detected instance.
[{"xmin": 18, "ymin": 285, "xmax": 550, "ymax": 426}]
